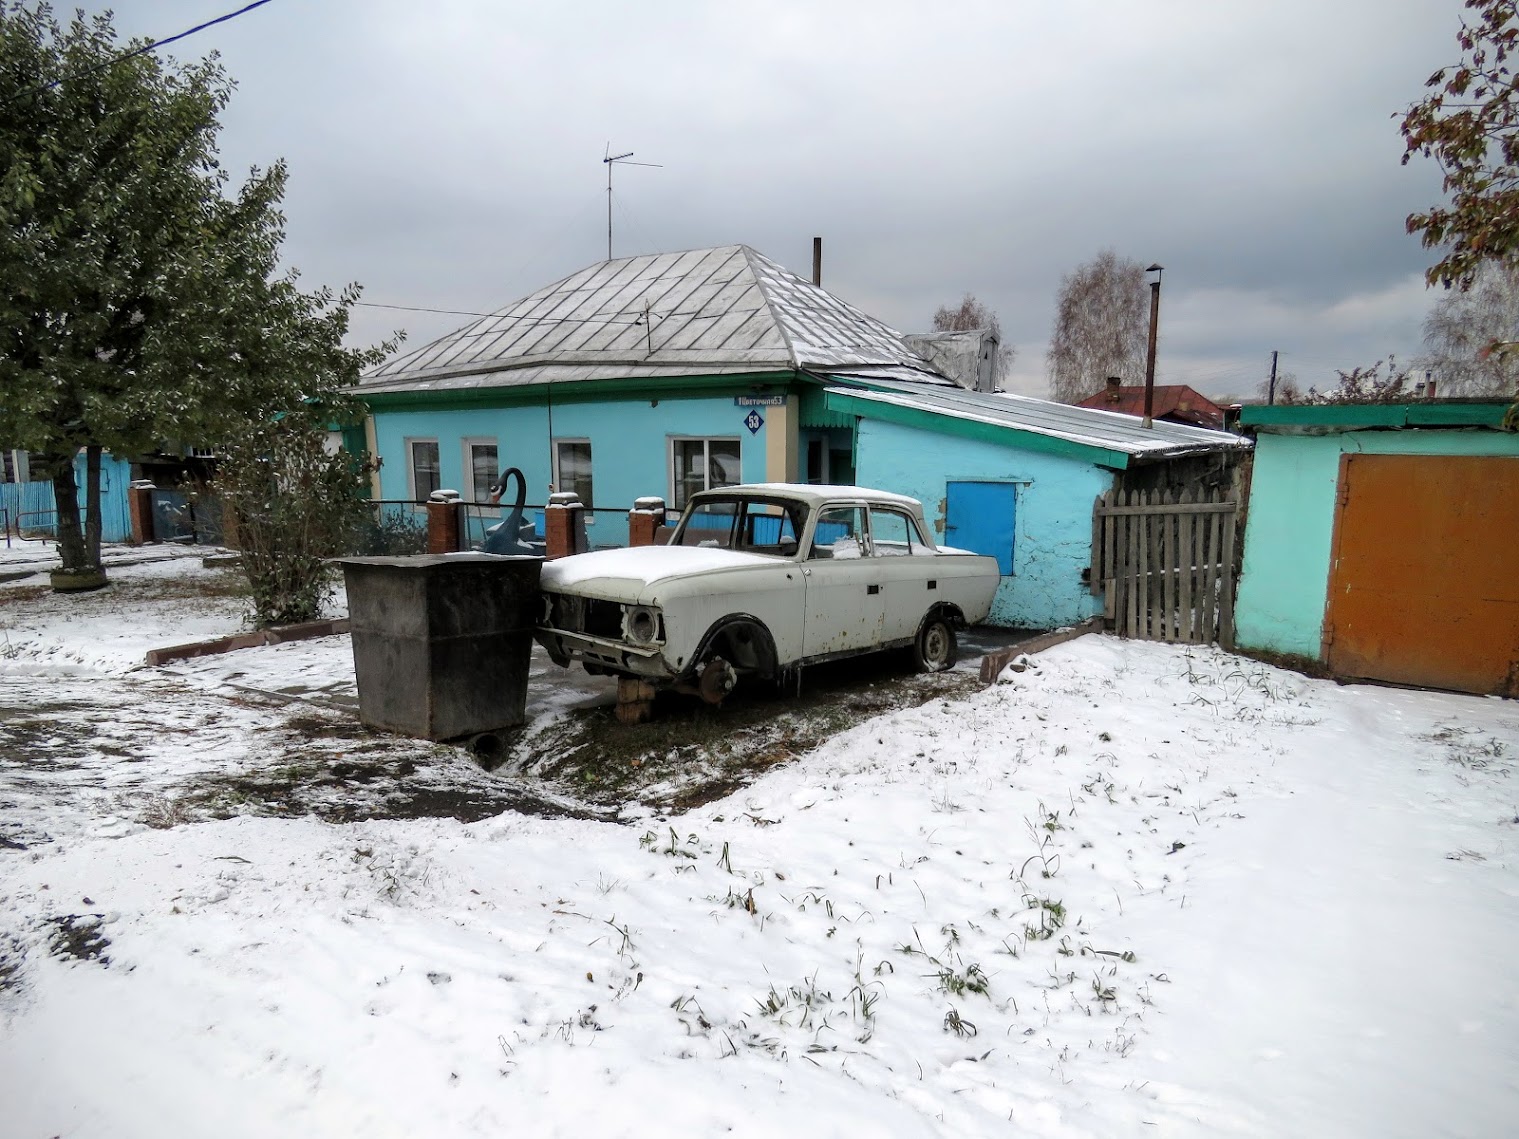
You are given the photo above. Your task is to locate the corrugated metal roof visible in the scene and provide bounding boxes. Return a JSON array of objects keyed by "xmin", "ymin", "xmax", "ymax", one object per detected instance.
[
  {"xmin": 825, "ymin": 378, "xmax": 1252, "ymax": 461},
  {"xmin": 360, "ymin": 245, "xmax": 944, "ymax": 394}
]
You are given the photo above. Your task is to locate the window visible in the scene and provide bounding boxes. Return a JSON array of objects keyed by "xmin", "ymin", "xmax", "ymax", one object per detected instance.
[
  {"xmin": 809, "ymin": 505, "xmax": 869, "ymax": 560},
  {"xmin": 553, "ymin": 439, "xmax": 593, "ymax": 508},
  {"xmin": 2, "ymin": 450, "xmax": 29, "ymax": 484},
  {"xmin": 869, "ymin": 507, "xmax": 931, "ymax": 556},
  {"xmin": 408, "ymin": 439, "xmax": 440, "ymax": 501},
  {"xmin": 464, "ymin": 439, "xmax": 499, "ymax": 502},
  {"xmin": 673, "ymin": 496, "xmax": 805, "ymax": 555},
  {"xmin": 671, "ymin": 437, "xmax": 741, "ymax": 510}
]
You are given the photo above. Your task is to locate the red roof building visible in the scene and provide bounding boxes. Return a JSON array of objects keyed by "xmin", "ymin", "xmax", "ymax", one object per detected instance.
[{"xmin": 1077, "ymin": 379, "xmax": 1225, "ymax": 430}]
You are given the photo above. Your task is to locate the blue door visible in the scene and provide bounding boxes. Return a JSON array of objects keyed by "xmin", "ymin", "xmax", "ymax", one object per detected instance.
[{"xmin": 944, "ymin": 481, "xmax": 1015, "ymax": 575}]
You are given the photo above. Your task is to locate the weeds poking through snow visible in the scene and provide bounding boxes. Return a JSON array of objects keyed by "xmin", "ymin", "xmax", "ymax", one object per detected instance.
[{"xmin": 943, "ymin": 1007, "xmax": 978, "ymax": 1037}]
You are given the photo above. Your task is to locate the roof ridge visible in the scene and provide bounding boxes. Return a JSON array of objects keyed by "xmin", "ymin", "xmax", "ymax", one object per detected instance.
[{"xmin": 739, "ymin": 245, "xmax": 802, "ymax": 367}]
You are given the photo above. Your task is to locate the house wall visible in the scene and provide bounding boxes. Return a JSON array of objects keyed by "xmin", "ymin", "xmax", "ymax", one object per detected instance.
[
  {"xmin": 852, "ymin": 418, "xmax": 1111, "ymax": 629},
  {"xmin": 1234, "ymin": 427, "xmax": 1519, "ymax": 658},
  {"xmin": 369, "ymin": 391, "xmax": 778, "ymax": 548}
]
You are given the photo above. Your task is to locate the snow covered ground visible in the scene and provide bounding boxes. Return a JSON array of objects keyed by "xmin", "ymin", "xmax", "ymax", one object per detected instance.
[{"xmin": 2, "ymin": 553, "xmax": 1517, "ymax": 1137}]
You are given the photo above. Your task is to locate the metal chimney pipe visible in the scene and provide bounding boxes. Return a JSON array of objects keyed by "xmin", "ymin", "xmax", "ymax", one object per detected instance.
[
  {"xmin": 812, "ymin": 237, "xmax": 822, "ymax": 286},
  {"xmin": 1142, "ymin": 264, "xmax": 1164, "ymax": 428}
]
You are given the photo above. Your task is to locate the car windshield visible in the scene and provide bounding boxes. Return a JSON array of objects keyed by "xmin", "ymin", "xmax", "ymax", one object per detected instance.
[{"xmin": 672, "ymin": 497, "xmax": 808, "ymax": 556}]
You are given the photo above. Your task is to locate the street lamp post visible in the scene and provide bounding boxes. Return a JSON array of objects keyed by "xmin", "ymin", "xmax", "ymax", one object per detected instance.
[{"xmin": 1142, "ymin": 264, "xmax": 1164, "ymax": 429}]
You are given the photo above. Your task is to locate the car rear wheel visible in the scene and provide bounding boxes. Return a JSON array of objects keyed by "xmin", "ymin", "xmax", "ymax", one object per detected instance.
[{"xmin": 913, "ymin": 615, "xmax": 957, "ymax": 673}]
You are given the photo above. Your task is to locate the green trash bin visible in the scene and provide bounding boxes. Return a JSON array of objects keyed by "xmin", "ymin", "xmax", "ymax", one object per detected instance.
[{"xmin": 339, "ymin": 554, "xmax": 543, "ymax": 741}]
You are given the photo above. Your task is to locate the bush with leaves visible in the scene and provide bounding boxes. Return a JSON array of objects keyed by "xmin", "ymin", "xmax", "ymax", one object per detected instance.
[{"xmin": 215, "ymin": 409, "xmax": 376, "ymax": 629}]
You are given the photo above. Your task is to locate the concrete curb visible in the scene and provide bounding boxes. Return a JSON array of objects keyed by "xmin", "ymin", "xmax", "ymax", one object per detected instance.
[
  {"xmin": 145, "ymin": 618, "xmax": 350, "ymax": 667},
  {"xmin": 977, "ymin": 618, "xmax": 1106, "ymax": 683}
]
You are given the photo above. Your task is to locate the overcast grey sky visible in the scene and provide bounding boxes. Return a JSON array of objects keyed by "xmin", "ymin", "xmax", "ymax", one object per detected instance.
[{"xmin": 87, "ymin": 0, "xmax": 1459, "ymax": 398}]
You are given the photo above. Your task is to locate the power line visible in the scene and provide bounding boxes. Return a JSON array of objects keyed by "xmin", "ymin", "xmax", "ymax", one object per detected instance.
[{"xmin": 4, "ymin": 0, "xmax": 275, "ymax": 106}]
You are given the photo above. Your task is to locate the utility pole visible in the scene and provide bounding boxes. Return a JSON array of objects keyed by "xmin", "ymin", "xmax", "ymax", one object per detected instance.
[
  {"xmin": 1142, "ymin": 264, "xmax": 1164, "ymax": 428},
  {"xmin": 602, "ymin": 144, "xmax": 662, "ymax": 261},
  {"xmin": 1267, "ymin": 349, "xmax": 1279, "ymax": 405}
]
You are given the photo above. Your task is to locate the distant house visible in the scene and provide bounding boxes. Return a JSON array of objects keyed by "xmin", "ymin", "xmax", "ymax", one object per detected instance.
[
  {"xmin": 1233, "ymin": 400, "xmax": 1519, "ymax": 696},
  {"xmin": 355, "ymin": 243, "xmax": 1249, "ymax": 628},
  {"xmin": 1077, "ymin": 380, "xmax": 1225, "ymax": 431},
  {"xmin": 1, "ymin": 448, "xmax": 133, "ymax": 543}
]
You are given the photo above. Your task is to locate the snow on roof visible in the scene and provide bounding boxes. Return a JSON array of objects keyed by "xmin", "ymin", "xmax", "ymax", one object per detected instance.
[
  {"xmin": 360, "ymin": 245, "xmax": 944, "ymax": 394},
  {"xmin": 825, "ymin": 379, "xmax": 1252, "ymax": 462}
]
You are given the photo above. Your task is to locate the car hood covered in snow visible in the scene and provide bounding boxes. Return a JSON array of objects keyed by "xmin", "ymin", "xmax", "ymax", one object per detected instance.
[{"xmin": 539, "ymin": 545, "xmax": 782, "ymax": 601}]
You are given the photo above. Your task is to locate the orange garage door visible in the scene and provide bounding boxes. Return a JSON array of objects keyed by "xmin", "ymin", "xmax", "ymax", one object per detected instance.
[{"xmin": 1325, "ymin": 453, "xmax": 1519, "ymax": 696}]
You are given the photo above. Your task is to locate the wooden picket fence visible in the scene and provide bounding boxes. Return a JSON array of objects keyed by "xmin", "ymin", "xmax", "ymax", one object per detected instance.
[{"xmin": 1091, "ymin": 488, "xmax": 1239, "ymax": 647}]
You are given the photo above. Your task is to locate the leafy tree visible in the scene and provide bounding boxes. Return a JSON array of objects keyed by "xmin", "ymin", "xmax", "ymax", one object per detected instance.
[
  {"xmin": 1419, "ymin": 258, "xmax": 1519, "ymax": 394},
  {"xmin": 929, "ymin": 294, "xmax": 1016, "ymax": 386},
  {"xmin": 1401, "ymin": 0, "xmax": 1519, "ymax": 288},
  {"xmin": 1290, "ymin": 357, "xmax": 1412, "ymax": 405},
  {"xmin": 0, "ymin": 4, "xmax": 388, "ymax": 587},
  {"xmin": 1045, "ymin": 250, "xmax": 1147, "ymax": 404}
]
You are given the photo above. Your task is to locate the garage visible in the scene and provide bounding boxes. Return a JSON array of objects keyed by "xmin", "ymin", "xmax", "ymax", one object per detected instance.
[
  {"xmin": 1234, "ymin": 400, "xmax": 1519, "ymax": 697},
  {"xmin": 1327, "ymin": 453, "xmax": 1519, "ymax": 696}
]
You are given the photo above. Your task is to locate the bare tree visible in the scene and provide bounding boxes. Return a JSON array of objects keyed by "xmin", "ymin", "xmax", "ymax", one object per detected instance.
[
  {"xmin": 1418, "ymin": 259, "xmax": 1519, "ymax": 395},
  {"xmin": 930, "ymin": 294, "xmax": 1016, "ymax": 386},
  {"xmin": 1045, "ymin": 250, "xmax": 1149, "ymax": 404}
]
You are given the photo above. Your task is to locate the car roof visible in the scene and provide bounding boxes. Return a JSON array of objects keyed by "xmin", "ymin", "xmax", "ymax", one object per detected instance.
[{"xmin": 690, "ymin": 483, "xmax": 924, "ymax": 510}]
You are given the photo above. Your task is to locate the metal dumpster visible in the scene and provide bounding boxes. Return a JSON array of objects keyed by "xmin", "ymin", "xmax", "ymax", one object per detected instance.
[{"xmin": 339, "ymin": 554, "xmax": 543, "ymax": 741}]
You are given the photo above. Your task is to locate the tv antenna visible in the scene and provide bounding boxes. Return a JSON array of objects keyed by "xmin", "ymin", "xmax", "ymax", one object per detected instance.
[{"xmin": 603, "ymin": 143, "xmax": 662, "ymax": 261}]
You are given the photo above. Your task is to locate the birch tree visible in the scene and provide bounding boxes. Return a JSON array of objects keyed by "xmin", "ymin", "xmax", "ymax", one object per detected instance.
[{"xmin": 1045, "ymin": 250, "xmax": 1147, "ymax": 404}]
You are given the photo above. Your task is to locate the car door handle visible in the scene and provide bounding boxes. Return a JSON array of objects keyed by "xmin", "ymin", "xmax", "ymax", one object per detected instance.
[{"xmin": 867, "ymin": 584, "xmax": 880, "ymax": 595}]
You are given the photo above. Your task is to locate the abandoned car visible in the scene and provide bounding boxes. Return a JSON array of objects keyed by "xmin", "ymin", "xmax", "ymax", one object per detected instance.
[{"xmin": 534, "ymin": 483, "xmax": 1001, "ymax": 702}]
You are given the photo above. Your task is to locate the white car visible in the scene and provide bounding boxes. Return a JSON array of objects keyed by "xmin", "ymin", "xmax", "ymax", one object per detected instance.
[{"xmin": 534, "ymin": 484, "xmax": 1000, "ymax": 702}]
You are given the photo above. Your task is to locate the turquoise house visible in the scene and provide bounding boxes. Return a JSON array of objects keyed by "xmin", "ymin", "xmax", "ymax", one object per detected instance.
[
  {"xmin": 356, "ymin": 244, "xmax": 1249, "ymax": 629},
  {"xmin": 1233, "ymin": 401, "xmax": 1519, "ymax": 695}
]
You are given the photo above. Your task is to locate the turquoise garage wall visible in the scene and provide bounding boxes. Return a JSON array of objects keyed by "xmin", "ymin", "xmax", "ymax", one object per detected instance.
[
  {"xmin": 853, "ymin": 417, "xmax": 1111, "ymax": 629},
  {"xmin": 1234, "ymin": 427, "xmax": 1519, "ymax": 658}
]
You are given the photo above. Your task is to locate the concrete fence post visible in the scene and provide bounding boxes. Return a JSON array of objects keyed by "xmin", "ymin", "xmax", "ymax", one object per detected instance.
[
  {"xmin": 544, "ymin": 491, "xmax": 586, "ymax": 559},
  {"xmin": 627, "ymin": 496, "xmax": 666, "ymax": 547},
  {"xmin": 425, "ymin": 489, "xmax": 464, "ymax": 554},
  {"xmin": 128, "ymin": 480, "xmax": 156, "ymax": 545}
]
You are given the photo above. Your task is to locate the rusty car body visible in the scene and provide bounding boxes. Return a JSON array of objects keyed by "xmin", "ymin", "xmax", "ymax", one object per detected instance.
[{"xmin": 534, "ymin": 483, "xmax": 1001, "ymax": 701}]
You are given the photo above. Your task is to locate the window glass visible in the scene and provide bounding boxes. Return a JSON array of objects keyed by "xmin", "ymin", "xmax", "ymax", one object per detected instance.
[
  {"xmin": 673, "ymin": 497, "xmax": 806, "ymax": 554},
  {"xmin": 809, "ymin": 505, "xmax": 869, "ymax": 560},
  {"xmin": 554, "ymin": 440, "xmax": 593, "ymax": 508},
  {"xmin": 870, "ymin": 507, "xmax": 928, "ymax": 556},
  {"xmin": 671, "ymin": 438, "xmax": 741, "ymax": 509},
  {"xmin": 468, "ymin": 443, "xmax": 498, "ymax": 502},
  {"xmin": 409, "ymin": 440, "xmax": 440, "ymax": 501}
]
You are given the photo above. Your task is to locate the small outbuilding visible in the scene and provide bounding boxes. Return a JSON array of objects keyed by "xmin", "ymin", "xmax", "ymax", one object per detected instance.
[{"xmin": 1232, "ymin": 400, "xmax": 1519, "ymax": 696}]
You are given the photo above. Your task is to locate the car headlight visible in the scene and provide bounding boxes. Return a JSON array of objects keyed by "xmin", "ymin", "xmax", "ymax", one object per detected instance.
[{"xmin": 624, "ymin": 604, "xmax": 661, "ymax": 645}]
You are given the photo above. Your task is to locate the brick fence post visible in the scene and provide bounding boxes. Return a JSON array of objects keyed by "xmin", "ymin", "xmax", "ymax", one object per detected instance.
[
  {"xmin": 425, "ymin": 489, "xmax": 463, "ymax": 554},
  {"xmin": 128, "ymin": 480, "xmax": 156, "ymax": 545},
  {"xmin": 627, "ymin": 496, "xmax": 666, "ymax": 547},
  {"xmin": 544, "ymin": 491, "xmax": 585, "ymax": 559}
]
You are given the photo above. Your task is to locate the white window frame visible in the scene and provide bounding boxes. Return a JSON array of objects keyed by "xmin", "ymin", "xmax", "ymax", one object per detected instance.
[
  {"xmin": 405, "ymin": 437, "xmax": 441, "ymax": 502},
  {"xmin": 461, "ymin": 437, "xmax": 499, "ymax": 503},
  {"xmin": 668, "ymin": 436, "xmax": 742, "ymax": 510},
  {"xmin": 552, "ymin": 437, "xmax": 595, "ymax": 520}
]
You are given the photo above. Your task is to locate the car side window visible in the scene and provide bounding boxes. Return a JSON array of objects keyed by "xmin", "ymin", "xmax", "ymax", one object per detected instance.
[
  {"xmin": 809, "ymin": 505, "xmax": 869, "ymax": 560},
  {"xmin": 869, "ymin": 507, "xmax": 930, "ymax": 556}
]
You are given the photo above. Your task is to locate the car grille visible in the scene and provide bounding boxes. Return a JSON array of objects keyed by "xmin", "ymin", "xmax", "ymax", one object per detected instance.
[{"xmin": 545, "ymin": 593, "xmax": 624, "ymax": 639}]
